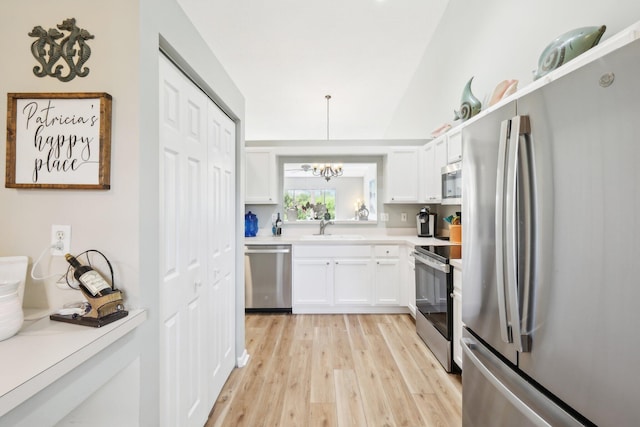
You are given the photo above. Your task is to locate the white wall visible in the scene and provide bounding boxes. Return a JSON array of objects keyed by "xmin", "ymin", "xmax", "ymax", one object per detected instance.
[
  {"xmin": 385, "ymin": 0, "xmax": 640, "ymax": 138},
  {"xmin": 0, "ymin": 1, "xmax": 245, "ymax": 425}
]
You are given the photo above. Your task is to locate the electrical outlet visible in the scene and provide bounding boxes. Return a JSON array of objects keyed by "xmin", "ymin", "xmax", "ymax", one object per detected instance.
[
  {"xmin": 51, "ymin": 225, "xmax": 71, "ymax": 256},
  {"xmin": 401, "ymin": 212, "xmax": 407, "ymax": 222},
  {"xmin": 380, "ymin": 213, "xmax": 389, "ymax": 222}
]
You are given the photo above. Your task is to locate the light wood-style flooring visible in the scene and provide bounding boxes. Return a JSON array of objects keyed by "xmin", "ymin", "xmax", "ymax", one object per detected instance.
[{"xmin": 206, "ymin": 313, "xmax": 462, "ymax": 427}]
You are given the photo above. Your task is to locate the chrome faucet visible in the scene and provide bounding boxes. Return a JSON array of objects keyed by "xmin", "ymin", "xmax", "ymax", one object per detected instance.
[{"xmin": 319, "ymin": 219, "xmax": 334, "ymax": 235}]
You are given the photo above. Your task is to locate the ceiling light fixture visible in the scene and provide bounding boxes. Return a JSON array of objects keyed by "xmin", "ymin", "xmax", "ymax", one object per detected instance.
[{"xmin": 312, "ymin": 95, "xmax": 343, "ymax": 182}]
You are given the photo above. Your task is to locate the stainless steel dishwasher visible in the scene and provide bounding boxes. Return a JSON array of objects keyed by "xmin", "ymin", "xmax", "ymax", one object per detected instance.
[{"xmin": 244, "ymin": 244, "xmax": 292, "ymax": 312}]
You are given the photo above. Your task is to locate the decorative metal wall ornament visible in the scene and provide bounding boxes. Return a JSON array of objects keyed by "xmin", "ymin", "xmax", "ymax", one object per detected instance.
[{"xmin": 28, "ymin": 18, "xmax": 94, "ymax": 82}]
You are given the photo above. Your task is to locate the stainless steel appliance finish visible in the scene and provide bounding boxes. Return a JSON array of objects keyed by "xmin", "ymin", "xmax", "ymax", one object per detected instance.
[
  {"xmin": 441, "ymin": 161, "xmax": 462, "ymax": 205},
  {"xmin": 462, "ymin": 37, "xmax": 640, "ymax": 426},
  {"xmin": 414, "ymin": 245, "xmax": 459, "ymax": 372},
  {"xmin": 244, "ymin": 244, "xmax": 292, "ymax": 312}
]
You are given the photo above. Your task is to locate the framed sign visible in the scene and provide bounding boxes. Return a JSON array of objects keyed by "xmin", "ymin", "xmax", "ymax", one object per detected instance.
[{"xmin": 5, "ymin": 92, "xmax": 112, "ymax": 189}]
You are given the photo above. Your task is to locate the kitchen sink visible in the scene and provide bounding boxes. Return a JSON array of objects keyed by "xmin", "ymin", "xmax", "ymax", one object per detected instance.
[{"xmin": 299, "ymin": 234, "xmax": 365, "ymax": 240}]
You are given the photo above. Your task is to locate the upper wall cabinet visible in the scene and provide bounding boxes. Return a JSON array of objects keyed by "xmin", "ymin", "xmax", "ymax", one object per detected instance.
[
  {"xmin": 447, "ymin": 130, "xmax": 462, "ymax": 164},
  {"xmin": 423, "ymin": 136, "xmax": 448, "ymax": 202},
  {"xmin": 245, "ymin": 148, "xmax": 277, "ymax": 204},
  {"xmin": 385, "ymin": 148, "xmax": 420, "ymax": 203}
]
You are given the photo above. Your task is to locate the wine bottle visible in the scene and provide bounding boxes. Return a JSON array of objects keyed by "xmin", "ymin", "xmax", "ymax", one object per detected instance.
[
  {"xmin": 65, "ymin": 253, "xmax": 113, "ymax": 297},
  {"xmin": 275, "ymin": 212, "xmax": 282, "ymax": 235}
]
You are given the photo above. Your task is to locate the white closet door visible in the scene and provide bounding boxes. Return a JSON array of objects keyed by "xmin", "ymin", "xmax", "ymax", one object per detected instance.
[
  {"xmin": 159, "ymin": 53, "xmax": 229, "ymax": 427},
  {"xmin": 206, "ymin": 97, "xmax": 236, "ymax": 402}
]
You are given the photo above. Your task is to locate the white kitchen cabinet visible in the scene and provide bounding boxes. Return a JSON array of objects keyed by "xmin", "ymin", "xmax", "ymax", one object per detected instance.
[
  {"xmin": 453, "ymin": 267, "xmax": 463, "ymax": 370},
  {"xmin": 422, "ymin": 142, "xmax": 437, "ymax": 202},
  {"xmin": 374, "ymin": 259, "xmax": 400, "ymax": 304},
  {"xmin": 334, "ymin": 258, "xmax": 373, "ymax": 304},
  {"xmin": 423, "ymin": 135, "xmax": 447, "ymax": 202},
  {"xmin": 385, "ymin": 148, "xmax": 420, "ymax": 203},
  {"xmin": 374, "ymin": 245, "xmax": 400, "ymax": 305},
  {"xmin": 405, "ymin": 248, "xmax": 416, "ymax": 318},
  {"xmin": 293, "ymin": 245, "xmax": 370, "ymax": 311},
  {"xmin": 292, "ymin": 244, "xmax": 407, "ymax": 313},
  {"xmin": 245, "ymin": 148, "xmax": 277, "ymax": 203},
  {"xmin": 447, "ymin": 130, "xmax": 462, "ymax": 164},
  {"xmin": 293, "ymin": 258, "xmax": 333, "ymax": 305}
]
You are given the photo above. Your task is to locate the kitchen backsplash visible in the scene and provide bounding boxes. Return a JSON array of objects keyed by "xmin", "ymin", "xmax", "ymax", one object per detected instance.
[{"xmin": 244, "ymin": 203, "xmax": 461, "ymax": 236}]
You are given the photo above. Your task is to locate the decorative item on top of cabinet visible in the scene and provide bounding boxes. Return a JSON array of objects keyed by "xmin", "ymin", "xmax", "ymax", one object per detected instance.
[
  {"xmin": 453, "ymin": 77, "xmax": 482, "ymax": 122},
  {"xmin": 430, "ymin": 123, "xmax": 452, "ymax": 138},
  {"xmin": 488, "ymin": 79, "xmax": 519, "ymax": 107},
  {"xmin": 533, "ymin": 25, "xmax": 606, "ymax": 80}
]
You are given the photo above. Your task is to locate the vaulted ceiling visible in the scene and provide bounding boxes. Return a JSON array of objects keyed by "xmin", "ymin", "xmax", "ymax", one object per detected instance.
[{"xmin": 178, "ymin": 0, "xmax": 448, "ymax": 140}]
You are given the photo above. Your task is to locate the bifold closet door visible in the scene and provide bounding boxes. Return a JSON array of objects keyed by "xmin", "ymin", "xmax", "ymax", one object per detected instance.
[{"xmin": 159, "ymin": 53, "xmax": 236, "ymax": 427}]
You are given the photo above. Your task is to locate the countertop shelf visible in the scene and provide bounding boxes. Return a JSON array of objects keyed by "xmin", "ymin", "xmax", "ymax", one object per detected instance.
[{"xmin": 0, "ymin": 308, "xmax": 147, "ymax": 417}]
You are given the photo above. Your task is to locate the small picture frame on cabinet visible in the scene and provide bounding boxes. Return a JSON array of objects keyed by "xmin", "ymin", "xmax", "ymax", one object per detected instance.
[{"xmin": 5, "ymin": 92, "xmax": 112, "ymax": 190}]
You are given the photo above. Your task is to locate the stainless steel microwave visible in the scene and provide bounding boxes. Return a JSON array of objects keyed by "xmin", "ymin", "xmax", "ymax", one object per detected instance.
[{"xmin": 441, "ymin": 161, "xmax": 462, "ymax": 204}]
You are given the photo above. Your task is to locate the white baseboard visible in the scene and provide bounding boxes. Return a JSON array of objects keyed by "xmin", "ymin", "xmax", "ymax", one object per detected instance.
[{"xmin": 236, "ymin": 349, "xmax": 250, "ymax": 368}]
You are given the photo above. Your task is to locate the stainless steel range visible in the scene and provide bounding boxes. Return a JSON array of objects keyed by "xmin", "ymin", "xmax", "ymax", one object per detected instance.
[{"xmin": 413, "ymin": 244, "xmax": 460, "ymax": 372}]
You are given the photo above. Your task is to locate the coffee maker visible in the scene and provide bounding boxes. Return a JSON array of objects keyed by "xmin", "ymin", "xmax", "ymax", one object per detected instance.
[{"xmin": 416, "ymin": 207, "xmax": 436, "ymax": 237}]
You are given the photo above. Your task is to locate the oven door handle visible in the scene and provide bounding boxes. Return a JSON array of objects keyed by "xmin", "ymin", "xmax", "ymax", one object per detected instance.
[{"xmin": 413, "ymin": 252, "xmax": 450, "ymax": 274}]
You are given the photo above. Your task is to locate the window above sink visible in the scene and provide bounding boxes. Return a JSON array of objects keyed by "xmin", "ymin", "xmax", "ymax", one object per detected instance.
[{"xmin": 283, "ymin": 159, "xmax": 378, "ymax": 223}]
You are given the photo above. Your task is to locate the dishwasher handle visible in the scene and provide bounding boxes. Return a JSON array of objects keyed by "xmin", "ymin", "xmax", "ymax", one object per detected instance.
[{"xmin": 245, "ymin": 248, "xmax": 291, "ymax": 254}]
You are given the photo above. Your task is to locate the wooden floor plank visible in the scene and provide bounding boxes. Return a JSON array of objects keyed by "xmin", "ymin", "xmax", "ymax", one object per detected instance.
[
  {"xmin": 311, "ymin": 326, "xmax": 336, "ymax": 403},
  {"xmin": 344, "ymin": 314, "xmax": 368, "ymax": 351},
  {"xmin": 352, "ymin": 348, "xmax": 397, "ymax": 427},
  {"xmin": 207, "ymin": 314, "xmax": 462, "ymax": 427},
  {"xmin": 378, "ymin": 322, "xmax": 436, "ymax": 395},
  {"xmin": 279, "ymin": 339, "xmax": 313, "ymax": 426},
  {"xmin": 366, "ymin": 334, "xmax": 427, "ymax": 427},
  {"xmin": 334, "ymin": 369, "xmax": 368, "ymax": 427},
  {"xmin": 251, "ymin": 355, "xmax": 291, "ymax": 427},
  {"xmin": 309, "ymin": 402, "xmax": 338, "ymax": 427}
]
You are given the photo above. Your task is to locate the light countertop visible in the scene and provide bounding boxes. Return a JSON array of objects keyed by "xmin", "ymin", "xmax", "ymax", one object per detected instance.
[
  {"xmin": 244, "ymin": 233, "xmax": 453, "ymax": 247},
  {"xmin": 245, "ymin": 232, "xmax": 463, "ymax": 269},
  {"xmin": 0, "ymin": 309, "xmax": 147, "ymax": 417},
  {"xmin": 450, "ymin": 259, "xmax": 463, "ymax": 270}
]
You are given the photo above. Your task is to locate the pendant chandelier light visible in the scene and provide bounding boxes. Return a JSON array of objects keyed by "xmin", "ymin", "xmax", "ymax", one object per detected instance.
[{"xmin": 312, "ymin": 95, "xmax": 343, "ymax": 182}]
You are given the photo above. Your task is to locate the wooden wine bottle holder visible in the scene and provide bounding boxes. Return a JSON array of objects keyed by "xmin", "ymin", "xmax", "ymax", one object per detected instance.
[{"xmin": 50, "ymin": 289, "xmax": 128, "ymax": 328}]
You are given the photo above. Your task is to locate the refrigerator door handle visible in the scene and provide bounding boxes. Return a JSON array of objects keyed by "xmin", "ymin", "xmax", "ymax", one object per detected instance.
[
  {"xmin": 461, "ymin": 337, "xmax": 550, "ymax": 426},
  {"xmin": 504, "ymin": 115, "xmax": 533, "ymax": 353},
  {"xmin": 505, "ymin": 115, "xmax": 523, "ymax": 351},
  {"xmin": 462, "ymin": 336, "xmax": 582, "ymax": 427},
  {"xmin": 516, "ymin": 116, "xmax": 534, "ymax": 353},
  {"xmin": 495, "ymin": 119, "xmax": 512, "ymax": 344}
]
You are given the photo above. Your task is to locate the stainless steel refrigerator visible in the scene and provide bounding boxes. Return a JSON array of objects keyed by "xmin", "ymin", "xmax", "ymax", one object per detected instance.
[{"xmin": 461, "ymin": 36, "xmax": 640, "ymax": 426}]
